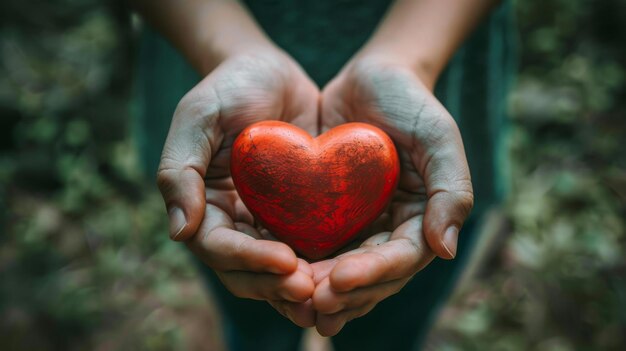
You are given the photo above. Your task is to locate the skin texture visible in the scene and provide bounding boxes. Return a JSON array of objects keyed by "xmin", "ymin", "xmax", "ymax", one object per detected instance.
[
  {"xmin": 130, "ymin": 0, "xmax": 277, "ymax": 75},
  {"xmin": 132, "ymin": 0, "xmax": 498, "ymax": 337},
  {"xmin": 231, "ymin": 121, "xmax": 400, "ymax": 260},
  {"xmin": 295, "ymin": 0, "xmax": 497, "ymax": 335},
  {"xmin": 156, "ymin": 48, "xmax": 321, "ymax": 327},
  {"xmin": 309, "ymin": 55, "xmax": 474, "ymax": 336}
]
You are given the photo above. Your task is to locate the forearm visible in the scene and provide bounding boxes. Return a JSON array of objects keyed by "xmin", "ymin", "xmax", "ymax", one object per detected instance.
[
  {"xmin": 130, "ymin": 0, "xmax": 275, "ymax": 75},
  {"xmin": 359, "ymin": 0, "xmax": 499, "ymax": 89}
]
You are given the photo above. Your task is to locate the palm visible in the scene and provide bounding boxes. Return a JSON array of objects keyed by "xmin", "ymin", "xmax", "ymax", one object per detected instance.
[
  {"xmin": 309, "ymin": 59, "xmax": 473, "ymax": 336},
  {"xmin": 157, "ymin": 51, "xmax": 320, "ymax": 328},
  {"xmin": 321, "ymin": 61, "xmax": 437, "ymax": 248},
  {"xmin": 198, "ymin": 53, "xmax": 318, "ymax": 238}
]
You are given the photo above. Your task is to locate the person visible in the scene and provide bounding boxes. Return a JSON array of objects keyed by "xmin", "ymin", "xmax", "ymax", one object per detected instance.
[{"xmin": 131, "ymin": 0, "xmax": 516, "ymax": 350}]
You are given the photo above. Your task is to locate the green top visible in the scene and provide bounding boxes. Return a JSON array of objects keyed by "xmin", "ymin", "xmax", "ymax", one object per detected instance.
[{"xmin": 135, "ymin": 0, "xmax": 516, "ymax": 217}]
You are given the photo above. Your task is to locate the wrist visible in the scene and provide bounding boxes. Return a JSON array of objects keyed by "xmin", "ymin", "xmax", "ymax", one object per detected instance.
[
  {"xmin": 191, "ymin": 0, "xmax": 280, "ymax": 76},
  {"xmin": 200, "ymin": 32, "xmax": 279, "ymax": 76},
  {"xmin": 347, "ymin": 49, "xmax": 439, "ymax": 91}
]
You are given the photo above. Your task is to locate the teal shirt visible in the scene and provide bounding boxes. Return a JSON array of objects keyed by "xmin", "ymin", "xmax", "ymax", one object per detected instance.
[{"xmin": 136, "ymin": 0, "xmax": 516, "ymax": 218}]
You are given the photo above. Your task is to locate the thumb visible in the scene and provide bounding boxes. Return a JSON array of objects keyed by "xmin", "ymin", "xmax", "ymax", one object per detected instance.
[
  {"xmin": 156, "ymin": 86, "xmax": 222, "ymax": 241},
  {"xmin": 418, "ymin": 118, "xmax": 474, "ymax": 260}
]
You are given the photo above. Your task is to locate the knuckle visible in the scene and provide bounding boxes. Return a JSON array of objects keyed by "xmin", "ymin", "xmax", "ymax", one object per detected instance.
[
  {"xmin": 370, "ymin": 252, "xmax": 390, "ymax": 273},
  {"xmin": 155, "ymin": 167, "xmax": 175, "ymax": 194},
  {"xmin": 453, "ymin": 189, "xmax": 475, "ymax": 219}
]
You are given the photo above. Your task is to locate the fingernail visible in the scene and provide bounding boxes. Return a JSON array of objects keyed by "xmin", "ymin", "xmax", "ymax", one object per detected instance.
[
  {"xmin": 442, "ymin": 226, "xmax": 459, "ymax": 259},
  {"xmin": 168, "ymin": 207, "xmax": 187, "ymax": 240}
]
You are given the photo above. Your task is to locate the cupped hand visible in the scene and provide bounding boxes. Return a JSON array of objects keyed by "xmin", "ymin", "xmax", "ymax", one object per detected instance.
[
  {"xmin": 156, "ymin": 48, "xmax": 319, "ymax": 327},
  {"xmin": 311, "ymin": 55, "xmax": 474, "ymax": 336}
]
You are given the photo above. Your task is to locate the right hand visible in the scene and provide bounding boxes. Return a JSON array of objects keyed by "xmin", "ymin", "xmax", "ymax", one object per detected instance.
[
  {"xmin": 156, "ymin": 48, "xmax": 319, "ymax": 327},
  {"xmin": 309, "ymin": 55, "xmax": 474, "ymax": 336}
]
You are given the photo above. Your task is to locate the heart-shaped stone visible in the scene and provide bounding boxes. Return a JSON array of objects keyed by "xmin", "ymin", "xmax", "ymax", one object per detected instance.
[{"xmin": 231, "ymin": 121, "xmax": 399, "ymax": 259}]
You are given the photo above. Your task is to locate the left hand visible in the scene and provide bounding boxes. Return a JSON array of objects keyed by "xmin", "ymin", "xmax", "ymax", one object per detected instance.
[
  {"xmin": 310, "ymin": 54, "xmax": 474, "ymax": 336},
  {"xmin": 156, "ymin": 48, "xmax": 320, "ymax": 328}
]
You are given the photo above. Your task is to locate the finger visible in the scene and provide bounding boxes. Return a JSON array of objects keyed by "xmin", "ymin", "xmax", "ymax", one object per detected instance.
[
  {"xmin": 359, "ymin": 231, "xmax": 391, "ymax": 247},
  {"xmin": 218, "ymin": 270, "xmax": 314, "ymax": 303},
  {"xmin": 310, "ymin": 232, "xmax": 390, "ymax": 286},
  {"xmin": 234, "ymin": 222, "xmax": 262, "ymax": 238},
  {"xmin": 313, "ymin": 277, "xmax": 407, "ymax": 314},
  {"xmin": 187, "ymin": 204, "xmax": 297, "ymax": 274},
  {"xmin": 311, "ymin": 258, "xmax": 338, "ymax": 285},
  {"xmin": 204, "ymin": 177, "xmax": 255, "ymax": 225},
  {"xmin": 316, "ymin": 304, "xmax": 377, "ymax": 337},
  {"xmin": 414, "ymin": 114, "xmax": 474, "ymax": 259},
  {"xmin": 423, "ymin": 189, "xmax": 473, "ymax": 259},
  {"xmin": 157, "ymin": 83, "xmax": 223, "ymax": 241},
  {"xmin": 329, "ymin": 217, "xmax": 435, "ymax": 292},
  {"xmin": 297, "ymin": 258, "xmax": 314, "ymax": 278},
  {"xmin": 332, "ymin": 217, "xmax": 391, "ymax": 256},
  {"xmin": 269, "ymin": 299, "xmax": 316, "ymax": 328}
]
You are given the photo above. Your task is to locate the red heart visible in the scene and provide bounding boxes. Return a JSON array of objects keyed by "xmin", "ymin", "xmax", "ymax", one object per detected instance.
[{"xmin": 230, "ymin": 121, "xmax": 400, "ymax": 259}]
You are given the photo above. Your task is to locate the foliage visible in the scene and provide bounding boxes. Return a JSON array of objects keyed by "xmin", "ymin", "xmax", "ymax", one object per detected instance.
[
  {"xmin": 0, "ymin": 1, "xmax": 221, "ymax": 350},
  {"xmin": 426, "ymin": 1, "xmax": 626, "ymax": 350}
]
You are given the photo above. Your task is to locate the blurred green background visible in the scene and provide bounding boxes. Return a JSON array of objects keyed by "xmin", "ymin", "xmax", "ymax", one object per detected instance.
[{"xmin": 0, "ymin": 0, "xmax": 624, "ymax": 350}]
